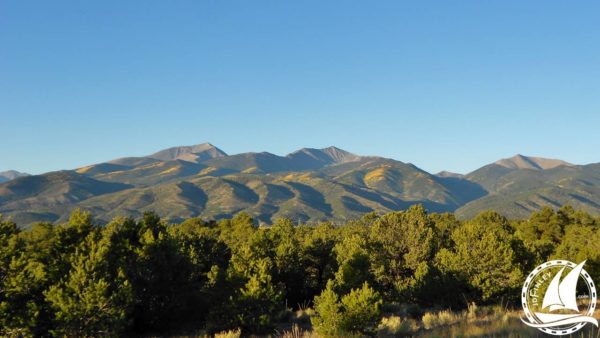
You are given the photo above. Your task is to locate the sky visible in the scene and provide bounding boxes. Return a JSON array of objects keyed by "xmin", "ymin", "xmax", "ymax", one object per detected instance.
[{"xmin": 1, "ymin": 1, "xmax": 599, "ymax": 175}]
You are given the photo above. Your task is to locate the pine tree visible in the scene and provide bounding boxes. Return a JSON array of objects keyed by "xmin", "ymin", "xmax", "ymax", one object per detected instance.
[{"xmin": 45, "ymin": 231, "xmax": 133, "ymax": 337}]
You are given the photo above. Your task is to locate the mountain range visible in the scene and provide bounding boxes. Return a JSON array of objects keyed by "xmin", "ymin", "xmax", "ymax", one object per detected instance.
[{"xmin": 1, "ymin": 143, "xmax": 598, "ymax": 227}]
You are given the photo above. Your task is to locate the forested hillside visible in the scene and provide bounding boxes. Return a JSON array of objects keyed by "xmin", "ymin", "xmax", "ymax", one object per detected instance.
[{"xmin": 1, "ymin": 205, "xmax": 598, "ymax": 336}]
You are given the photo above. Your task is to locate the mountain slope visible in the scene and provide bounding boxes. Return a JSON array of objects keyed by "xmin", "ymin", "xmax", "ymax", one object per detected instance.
[
  {"xmin": 201, "ymin": 152, "xmax": 295, "ymax": 174},
  {"xmin": 80, "ymin": 171, "xmax": 416, "ymax": 224}
]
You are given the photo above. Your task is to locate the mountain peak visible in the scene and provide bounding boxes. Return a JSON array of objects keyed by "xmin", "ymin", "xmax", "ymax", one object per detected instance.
[
  {"xmin": 148, "ymin": 143, "xmax": 227, "ymax": 163},
  {"xmin": 317, "ymin": 146, "xmax": 360, "ymax": 162},
  {"xmin": 290, "ymin": 146, "xmax": 359, "ymax": 162},
  {"xmin": 0, "ymin": 170, "xmax": 30, "ymax": 183},
  {"xmin": 436, "ymin": 170, "xmax": 464, "ymax": 178},
  {"xmin": 494, "ymin": 154, "xmax": 573, "ymax": 170},
  {"xmin": 285, "ymin": 146, "xmax": 360, "ymax": 170}
]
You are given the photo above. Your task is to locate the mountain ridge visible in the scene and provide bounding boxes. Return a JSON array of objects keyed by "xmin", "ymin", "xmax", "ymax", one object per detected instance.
[{"xmin": 1, "ymin": 144, "xmax": 597, "ymax": 227}]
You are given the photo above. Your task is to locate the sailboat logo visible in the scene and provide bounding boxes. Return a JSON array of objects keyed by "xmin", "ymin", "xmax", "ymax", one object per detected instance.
[{"xmin": 521, "ymin": 260, "xmax": 598, "ymax": 335}]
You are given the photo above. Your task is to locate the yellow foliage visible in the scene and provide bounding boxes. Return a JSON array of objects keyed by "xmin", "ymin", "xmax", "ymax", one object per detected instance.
[
  {"xmin": 242, "ymin": 166, "xmax": 258, "ymax": 173},
  {"xmin": 199, "ymin": 167, "xmax": 218, "ymax": 175},
  {"xmin": 159, "ymin": 167, "xmax": 179, "ymax": 175},
  {"xmin": 282, "ymin": 173, "xmax": 297, "ymax": 180},
  {"xmin": 364, "ymin": 167, "xmax": 388, "ymax": 182},
  {"xmin": 75, "ymin": 165, "xmax": 94, "ymax": 174}
]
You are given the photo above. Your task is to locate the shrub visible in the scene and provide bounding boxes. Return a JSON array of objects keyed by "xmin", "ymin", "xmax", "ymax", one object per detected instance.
[
  {"xmin": 434, "ymin": 212, "xmax": 524, "ymax": 303},
  {"xmin": 312, "ymin": 281, "xmax": 382, "ymax": 336},
  {"xmin": 339, "ymin": 282, "xmax": 382, "ymax": 334},
  {"xmin": 311, "ymin": 281, "xmax": 342, "ymax": 337}
]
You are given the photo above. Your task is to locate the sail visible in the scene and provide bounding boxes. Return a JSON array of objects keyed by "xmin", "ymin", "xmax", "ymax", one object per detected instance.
[
  {"xmin": 558, "ymin": 261, "xmax": 585, "ymax": 312},
  {"xmin": 542, "ymin": 266, "xmax": 566, "ymax": 311},
  {"xmin": 541, "ymin": 261, "xmax": 586, "ymax": 312}
]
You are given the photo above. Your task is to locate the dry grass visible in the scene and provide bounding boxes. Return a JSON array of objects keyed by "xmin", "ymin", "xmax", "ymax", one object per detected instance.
[
  {"xmin": 213, "ymin": 328, "xmax": 241, "ymax": 338},
  {"xmin": 276, "ymin": 324, "xmax": 320, "ymax": 338},
  {"xmin": 211, "ymin": 302, "xmax": 600, "ymax": 337},
  {"xmin": 377, "ymin": 315, "xmax": 419, "ymax": 336},
  {"xmin": 422, "ymin": 309, "xmax": 463, "ymax": 329},
  {"xmin": 295, "ymin": 308, "xmax": 315, "ymax": 325}
]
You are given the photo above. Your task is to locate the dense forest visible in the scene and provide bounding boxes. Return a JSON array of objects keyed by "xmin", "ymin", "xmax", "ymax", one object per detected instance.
[{"xmin": 1, "ymin": 205, "xmax": 599, "ymax": 337}]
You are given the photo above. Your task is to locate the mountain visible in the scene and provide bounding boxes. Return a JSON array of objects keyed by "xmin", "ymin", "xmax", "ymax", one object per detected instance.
[
  {"xmin": 465, "ymin": 155, "xmax": 573, "ymax": 192},
  {"xmin": 147, "ymin": 143, "xmax": 227, "ymax": 163},
  {"xmin": 0, "ymin": 170, "xmax": 29, "ymax": 183},
  {"xmin": 78, "ymin": 156, "xmax": 481, "ymax": 225},
  {"xmin": 76, "ymin": 145, "xmax": 358, "ymax": 186},
  {"xmin": 435, "ymin": 171, "xmax": 464, "ymax": 178},
  {"xmin": 1, "ymin": 147, "xmax": 599, "ymax": 226},
  {"xmin": 456, "ymin": 156, "xmax": 597, "ymax": 219},
  {"xmin": 0, "ymin": 171, "xmax": 130, "ymax": 225},
  {"xmin": 494, "ymin": 154, "xmax": 573, "ymax": 170},
  {"xmin": 286, "ymin": 146, "xmax": 361, "ymax": 170}
]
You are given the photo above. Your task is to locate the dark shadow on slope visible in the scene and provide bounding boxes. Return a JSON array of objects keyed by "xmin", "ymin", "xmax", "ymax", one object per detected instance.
[
  {"xmin": 341, "ymin": 196, "xmax": 374, "ymax": 213},
  {"xmin": 343, "ymin": 184, "xmax": 458, "ymax": 213},
  {"xmin": 569, "ymin": 193, "xmax": 600, "ymax": 208},
  {"xmin": 417, "ymin": 200, "xmax": 461, "ymax": 213},
  {"xmin": 342, "ymin": 185, "xmax": 403, "ymax": 210},
  {"xmin": 536, "ymin": 194, "xmax": 561, "ymax": 208},
  {"xmin": 221, "ymin": 179, "xmax": 260, "ymax": 204},
  {"xmin": 213, "ymin": 212, "xmax": 234, "ymax": 220},
  {"xmin": 264, "ymin": 183, "xmax": 295, "ymax": 201},
  {"xmin": 253, "ymin": 184, "xmax": 296, "ymax": 224},
  {"xmin": 176, "ymin": 182, "xmax": 208, "ymax": 210},
  {"xmin": 285, "ymin": 181, "xmax": 333, "ymax": 216},
  {"xmin": 435, "ymin": 176, "xmax": 488, "ymax": 204}
]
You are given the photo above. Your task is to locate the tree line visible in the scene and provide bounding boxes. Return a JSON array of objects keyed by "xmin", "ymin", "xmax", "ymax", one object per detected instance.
[{"xmin": 1, "ymin": 205, "xmax": 599, "ymax": 336}]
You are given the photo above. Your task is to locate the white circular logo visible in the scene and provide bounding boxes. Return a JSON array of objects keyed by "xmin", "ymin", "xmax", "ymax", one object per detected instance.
[{"xmin": 521, "ymin": 260, "xmax": 598, "ymax": 335}]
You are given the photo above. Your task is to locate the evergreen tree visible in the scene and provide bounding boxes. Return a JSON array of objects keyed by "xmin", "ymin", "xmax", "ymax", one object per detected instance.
[
  {"xmin": 45, "ymin": 231, "xmax": 133, "ymax": 337},
  {"xmin": 436, "ymin": 211, "xmax": 524, "ymax": 302},
  {"xmin": 369, "ymin": 205, "xmax": 437, "ymax": 302},
  {"xmin": 339, "ymin": 282, "xmax": 382, "ymax": 335},
  {"xmin": 312, "ymin": 280, "xmax": 343, "ymax": 337},
  {"xmin": 333, "ymin": 234, "xmax": 374, "ymax": 294},
  {"xmin": 312, "ymin": 280, "xmax": 382, "ymax": 337},
  {"xmin": 553, "ymin": 221, "xmax": 600, "ymax": 278}
]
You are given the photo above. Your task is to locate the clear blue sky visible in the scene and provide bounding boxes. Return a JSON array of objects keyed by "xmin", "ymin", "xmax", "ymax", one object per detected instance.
[{"xmin": 2, "ymin": 1, "xmax": 599, "ymax": 175}]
